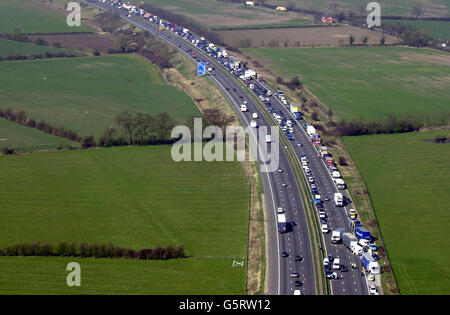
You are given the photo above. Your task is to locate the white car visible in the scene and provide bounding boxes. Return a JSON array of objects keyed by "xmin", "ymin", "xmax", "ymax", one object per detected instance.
[
  {"xmin": 321, "ymin": 224, "xmax": 329, "ymax": 234},
  {"xmin": 332, "ymin": 258, "xmax": 340, "ymax": 270},
  {"xmin": 277, "ymin": 207, "xmax": 284, "ymax": 213},
  {"xmin": 240, "ymin": 104, "xmax": 248, "ymax": 112},
  {"xmin": 293, "ymin": 289, "xmax": 301, "ymax": 295},
  {"xmin": 252, "ymin": 113, "xmax": 258, "ymax": 119},
  {"xmin": 369, "ymin": 285, "xmax": 379, "ymax": 295}
]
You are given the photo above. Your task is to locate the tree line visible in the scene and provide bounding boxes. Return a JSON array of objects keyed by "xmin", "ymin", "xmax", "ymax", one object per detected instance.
[
  {"xmin": 334, "ymin": 111, "xmax": 450, "ymax": 136},
  {"xmin": 0, "ymin": 241, "xmax": 185, "ymax": 260},
  {"xmin": 0, "ymin": 107, "xmax": 81, "ymax": 142},
  {"xmin": 98, "ymin": 111, "xmax": 177, "ymax": 147}
]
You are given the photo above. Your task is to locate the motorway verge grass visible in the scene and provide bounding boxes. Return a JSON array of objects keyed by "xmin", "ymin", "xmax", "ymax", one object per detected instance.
[
  {"xmin": 343, "ymin": 130, "xmax": 450, "ymax": 294},
  {"xmin": 0, "ymin": 54, "xmax": 201, "ymax": 137},
  {"xmin": 244, "ymin": 46, "xmax": 450, "ymax": 122}
]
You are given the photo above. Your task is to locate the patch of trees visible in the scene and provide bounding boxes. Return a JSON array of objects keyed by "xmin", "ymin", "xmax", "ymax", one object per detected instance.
[
  {"xmin": 382, "ymin": 23, "xmax": 433, "ymax": 47},
  {"xmin": 0, "ymin": 29, "xmax": 30, "ymax": 43},
  {"xmin": 276, "ymin": 76, "xmax": 302, "ymax": 91},
  {"xmin": 99, "ymin": 111, "xmax": 177, "ymax": 147},
  {"xmin": 0, "ymin": 241, "xmax": 185, "ymax": 260},
  {"xmin": 107, "ymin": 32, "xmax": 173, "ymax": 69},
  {"xmin": 0, "ymin": 51, "xmax": 76, "ymax": 62},
  {"xmin": 95, "ymin": 11, "xmax": 124, "ymax": 33},
  {"xmin": 0, "ymin": 107, "xmax": 81, "ymax": 142}
]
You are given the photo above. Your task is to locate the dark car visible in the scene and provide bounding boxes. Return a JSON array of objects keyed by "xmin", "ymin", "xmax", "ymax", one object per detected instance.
[
  {"xmin": 341, "ymin": 265, "xmax": 348, "ymax": 272},
  {"xmin": 295, "ymin": 255, "xmax": 303, "ymax": 262},
  {"xmin": 281, "ymin": 251, "xmax": 289, "ymax": 257},
  {"xmin": 294, "ymin": 280, "xmax": 302, "ymax": 286}
]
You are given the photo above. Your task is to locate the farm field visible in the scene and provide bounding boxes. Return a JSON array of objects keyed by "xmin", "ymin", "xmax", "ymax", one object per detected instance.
[
  {"xmin": 0, "ymin": 54, "xmax": 201, "ymax": 137},
  {"xmin": 244, "ymin": 46, "xmax": 450, "ymax": 121},
  {"xmin": 265, "ymin": 0, "xmax": 449, "ymax": 17},
  {"xmin": 0, "ymin": 256, "xmax": 245, "ymax": 294},
  {"xmin": 215, "ymin": 25, "xmax": 399, "ymax": 48},
  {"xmin": 0, "ymin": 145, "xmax": 249, "ymax": 293},
  {"xmin": 135, "ymin": 0, "xmax": 312, "ymax": 29},
  {"xmin": 0, "ymin": 0, "xmax": 93, "ymax": 33},
  {"xmin": 343, "ymin": 130, "xmax": 450, "ymax": 294},
  {"xmin": 0, "ymin": 38, "xmax": 71, "ymax": 58},
  {"xmin": 383, "ymin": 20, "xmax": 450, "ymax": 41},
  {"xmin": 0, "ymin": 118, "xmax": 78, "ymax": 151}
]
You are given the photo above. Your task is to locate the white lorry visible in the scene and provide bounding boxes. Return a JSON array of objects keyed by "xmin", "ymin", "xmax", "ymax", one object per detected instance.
[{"xmin": 334, "ymin": 193, "xmax": 343, "ymax": 206}]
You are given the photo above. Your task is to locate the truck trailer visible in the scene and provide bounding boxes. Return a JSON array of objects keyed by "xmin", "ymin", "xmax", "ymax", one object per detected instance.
[
  {"xmin": 355, "ymin": 226, "xmax": 371, "ymax": 240},
  {"xmin": 277, "ymin": 214, "xmax": 287, "ymax": 233},
  {"xmin": 334, "ymin": 193, "xmax": 343, "ymax": 207},
  {"xmin": 361, "ymin": 252, "xmax": 381, "ymax": 274}
]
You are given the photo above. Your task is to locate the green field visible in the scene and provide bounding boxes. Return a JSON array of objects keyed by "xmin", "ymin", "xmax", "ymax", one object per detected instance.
[
  {"xmin": 0, "ymin": 145, "xmax": 249, "ymax": 293},
  {"xmin": 343, "ymin": 130, "xmax": 450, "ymax": 294},
  {"xmin": 383, "ymin": 20, "xmax": 450, "ymax": 41},
  {"xmin": 0, "ymin": 118, "xmax": 78, "ymax": 151},
  {"xmin": 0, "ymin": 38, "xmax": 71, "ymax": 58},
  {"xmin": 0, "ymin": 257, "xmax": 245, "ymax": 294},
  {"xmin": 0, "ymin": 54, "xmax": 201, "ymax": 137},
  {"xmin": 135, "ymin": 0, "xmax": 312, "ymax": 29},
  {"xmin": 267, "ymin": 0, "xmax": 449, "ymax": 17},
  {"xmin": 244, "ymin": 46, "xmax": 450, "ymax": 121},
  {"xmin": 0, "ymin": 0, "xmax": 93, "ymax": 33}
]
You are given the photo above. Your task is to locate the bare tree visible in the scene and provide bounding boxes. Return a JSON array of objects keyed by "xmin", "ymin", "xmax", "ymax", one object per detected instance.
[{"xmin": 115, "ymin": 110, "xmax": 135, "ymax": 144}]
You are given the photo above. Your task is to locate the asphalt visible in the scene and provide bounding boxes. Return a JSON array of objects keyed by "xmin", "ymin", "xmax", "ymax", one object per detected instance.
[{"xmin": 83, "ymin": 0, "xmax": 368, "ymax": 295}]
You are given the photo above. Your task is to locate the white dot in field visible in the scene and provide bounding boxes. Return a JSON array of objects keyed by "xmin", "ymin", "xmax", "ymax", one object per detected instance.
[
  {"xmin": 43, "ymin": 77, "xmax": 47, "ymax": 80},
  {"xmin": 85, "ymin": 111, "xmax": 89, "ymax": 114}
]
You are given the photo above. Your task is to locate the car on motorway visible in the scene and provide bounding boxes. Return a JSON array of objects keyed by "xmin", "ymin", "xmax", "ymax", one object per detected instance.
[
  {"xmin": 252, "ymin": 112, "xmax": 258, "ymax": 119},
  {"xmin": 294, "ymin": 280, "xmax": 302, "ymax": 286},
  {"xmin": 369, "ymin": 285, "xmax": 379, "ymax": 295},
  {"xmin": 367, "ymin": 274, "xmax": 375, "ymax": 281},
  {"xmin": 240, "ymin": 104, "xmax": 248, "ymax": 112},
  {"xmin": 323, "ymin": 257, "xmax": 329, "ymax": 267},
  {"xmin": 297, "ymin": 142, "xmax": 302, "ymax": 147},
  {"xmin": 290, "ymin": 272, "xmax": 299, "ymax": 278},
  {"xmin": 281, "ymin": 182, "xmax": 288, "ymax": 187},
  {"xmin": 293, "ymin": 289, "xmax": 301, "ymax": 295},
  {"xmin": 324, "ymin": 196, "xmax": 330, "ymax": 201},
  {"xmin": 295, "ymin": 255, "xmax": 303, "ymax": 262},
  {"xmin": 281, "ymin": 251, "xmax": 289, "ymax": 257},
  {"xmin": 341, "ymin": 265, "xmax": 348, "ymax": 272},
  {"xmin": 308, "ymin": 176, "xmax": 314, "ymax": 183},
  {"xmin": 277, "ymin": 169, "xmax": 283, "ymax": 173},
  {"xmin": 277, "ymin": 207, "xmax": 284, "ymax": 213},
  {"xmin": 326, "ymin": 272, "xmax": 338, "ymax": 280}
]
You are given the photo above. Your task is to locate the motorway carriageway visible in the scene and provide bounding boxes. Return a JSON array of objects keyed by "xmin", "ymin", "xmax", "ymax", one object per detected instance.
[{"xmin": 84, "ymin": 0, "xmax": 316, "ymax": 295}]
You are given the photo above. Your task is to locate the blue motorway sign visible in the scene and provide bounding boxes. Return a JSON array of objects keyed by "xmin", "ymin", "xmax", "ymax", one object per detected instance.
[{"xmin": 197, "ymin": 62, "xmax": 206, "ymax": 76}]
